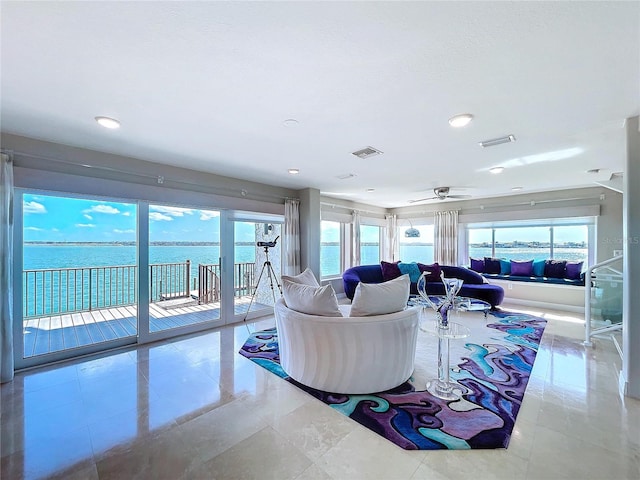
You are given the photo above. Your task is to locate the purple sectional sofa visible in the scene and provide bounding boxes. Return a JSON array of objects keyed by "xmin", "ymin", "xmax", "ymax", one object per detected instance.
[{"xmin": 342, "ymin": 263, "xmax": 504, "ymax": 308}]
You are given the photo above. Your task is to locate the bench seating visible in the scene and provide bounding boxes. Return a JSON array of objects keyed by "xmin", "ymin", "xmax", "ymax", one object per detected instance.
[{"xmin": 482, "ymin": 273, "xmax": 585, "ymax": 286}]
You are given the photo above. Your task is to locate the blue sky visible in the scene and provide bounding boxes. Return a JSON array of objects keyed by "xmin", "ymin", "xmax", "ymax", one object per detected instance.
[{"xmin": 22, "ymin": 194, "xmax": 256, "ymax": 243}]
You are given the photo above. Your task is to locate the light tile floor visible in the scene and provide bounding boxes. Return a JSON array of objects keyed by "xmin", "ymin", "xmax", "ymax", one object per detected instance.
[{"xmin": 2, "ymin": 303, "xmax": 639, "ymax": 480}]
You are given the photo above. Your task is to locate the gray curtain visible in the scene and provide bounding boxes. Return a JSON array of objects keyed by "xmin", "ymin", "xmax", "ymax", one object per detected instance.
[
  {"xmin": 283, "ymin": 199, "xmax": 301, "ymax": 276},
  {"xmin": 383, "ymin": 214, "xmax": 398, "ymax": 261},
  {"xmin": 434, "ymin": 210, "xmax": 458, "ymax": 265},
  {"xmin": 1, "ymin": 153, "xmax": 14, "ymax": 383},
  {"xmin": 351, "ymin": 210, "xmax": 361, "ymax": 266}
]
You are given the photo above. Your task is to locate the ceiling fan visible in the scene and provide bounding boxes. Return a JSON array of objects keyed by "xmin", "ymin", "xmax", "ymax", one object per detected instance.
[{"xmin": 409, "ymin": 187, "xmax": 471, "ymax": 204}]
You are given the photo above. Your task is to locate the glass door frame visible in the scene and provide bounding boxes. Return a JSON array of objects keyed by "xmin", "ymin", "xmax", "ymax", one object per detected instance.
[
  {"xmin": 137, "ymin": 201, "xmax": 226, "ymax": 344},
  {"xmin": 226, "ymin": 212, "xmax": 284, "ymax": 324},
  {"xmin": 12, "ymin": 188, "xmax": 138, "ymax": 370}
]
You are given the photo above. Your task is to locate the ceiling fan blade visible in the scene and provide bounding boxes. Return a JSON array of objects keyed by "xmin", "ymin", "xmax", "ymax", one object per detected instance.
[
  {"xmin": 407, "ymin": 196, "xmax": 437, "ymax": 204},
  {"xmin": 447, "ymin": 194, "xmax": 472, "ymax": 199}
]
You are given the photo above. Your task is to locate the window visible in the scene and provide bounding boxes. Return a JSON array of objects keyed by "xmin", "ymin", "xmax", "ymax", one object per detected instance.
[
  {"xmin": 320, "ymin": 220, "xmax": 342, "ymax": 277},
  {"xmin": 397, "ymin": 224, "xmax": 434, "ymax": 263},
  {"xmin": 552, "ymin": 225, "xmax": 588, "ymax": 263},
  {"xmin": 494, "ymin": 226, "xmax": 551, "ymax": 261},
  {"xmin": 360, "ymin": 224, "xmax": 381, "ymax": 265},
  {"xmin": 468, "ymin": 222, "xmax": 590, "ymax": 265},
  {"xmin": 468, "ymin": 228, "xmax": 493, "ymax": 259}
]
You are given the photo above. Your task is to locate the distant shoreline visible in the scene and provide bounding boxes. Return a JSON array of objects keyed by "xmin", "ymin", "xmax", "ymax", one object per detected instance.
[{"xmin": 23, "ymin": 241, "xmax": 248, "ymax": 246}]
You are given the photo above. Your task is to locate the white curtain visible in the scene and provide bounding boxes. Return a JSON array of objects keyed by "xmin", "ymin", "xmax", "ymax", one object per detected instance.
[
  {"xmin": 283, "ymin": 199, "xmax": 301, "ymax": 276},
  {"xmin": 383, "ymin": 214, "xmax": 398, "ymax": 261},
  {"xmin": 351, "ymin": 210, "xmax": 361, "ymax": 266},
  {"xmin": 434, "ymin": 210, "xmax": 458, "ymax": 265},
  {"xmin": 1, "ymin": 153, "xmax": 14, "ymax": 383}
]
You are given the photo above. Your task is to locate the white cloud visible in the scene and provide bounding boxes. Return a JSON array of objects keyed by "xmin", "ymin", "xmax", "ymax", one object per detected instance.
[
  {"xmin": 84, "ymin": 214, "xmax": 93, "ymax": 220},
  {"xmin": 150, "ymin": 205, "xmax": 193, "ymax": 217},
  {"xmin": 25, "ymin": 226, "xmax": 43, "ymax": 231},
  {"xmin": 83, "ymin": 204, "xmax": 120, "ymax": 215},
  {"xmin": 24, "ymin": 201, "xmax": 46, "ymax": 214},
  {"xmin": 199, "ymin": 210, "xmax": 220, "ymax": 221},
  {"xmin": 114, "ymin": 229, "xmax": 135, "ymax": 234},
  {"xmin": 122, "ymin": 211, "xmax": 131, "ymax": 216},
  {"xmin": 149, "ymin": 212, "xmax": 172, "ymax": 222},
  {"xmin": 75, "ymin": 223, "xmax": 96, "ymax": 228}
]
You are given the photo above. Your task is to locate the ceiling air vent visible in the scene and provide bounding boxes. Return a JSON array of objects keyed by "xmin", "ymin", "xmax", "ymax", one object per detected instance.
[
  {"xmin": 352, "ymin": 146, "xmax": 383, "ymax": 159},
  {"xmin": 478, "ymin": 135, "xmax": 516, "ymax": 148}
]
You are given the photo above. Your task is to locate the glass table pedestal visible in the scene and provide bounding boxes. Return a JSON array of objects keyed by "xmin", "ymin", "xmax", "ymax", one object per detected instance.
[{"xmin": 421, "ymin": 320, "xmax": 470, "ymax": 400}]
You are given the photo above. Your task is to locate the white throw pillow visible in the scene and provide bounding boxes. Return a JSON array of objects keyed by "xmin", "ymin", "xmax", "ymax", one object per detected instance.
[
  {"xmin": 282, "ymin": 280, "xmax": 342, "ymax": 317},
  {"xmin": 281, "ymin": 267, "xmax": 319, "ymax": 287},
  {"xmin": 350, "ymin": 274, "xmax": 410, "ymax": 317}
]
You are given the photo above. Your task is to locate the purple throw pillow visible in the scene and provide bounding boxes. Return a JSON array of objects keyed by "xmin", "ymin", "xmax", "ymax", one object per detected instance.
[
  {"xmin": 470, "ymin": 258, "xmax": 484, "ymax": 273},
  {"xmin": 510, "ymin": 260, "xmax": 533, "ymax": 276},
  {"xmin": 544, "ymin": 260, "xmax": 567, "ymax": 278},
  {"xmin": 565, "ymin": 261, "xmax": 584, "ymax": 280},
  {"xmin": 380, "ymin": 261, "xmax": 402, "ymax": 282},
  {"xmin": 483, "ymin": 257, "xmax": 501, "ymax": 274},
  {"xmin": 417, "ymin": 262, "xmax": 441, "ymax": 282}
]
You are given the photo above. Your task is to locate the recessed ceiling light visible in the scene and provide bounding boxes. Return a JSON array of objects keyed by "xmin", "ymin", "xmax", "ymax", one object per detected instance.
[
  {"xmin": 511, "ymin": 186, "xmax": 523, "ymax": 191},
  {"xmin": 282, "ymin": 119, "xmax": 299, "ymax": 127},
  {"xmin": 287, "ymin": 168, "xmax": 300, "ymax": 175},
  {"xmin": 489, "ymin": 166, "xmax": 505, "ymax": 174},
  {"xmin": 448, "ymin": 113, "xmax": 474, "ymax": 127},
  {"xmin": 95, "ymin": 116, "xmax": 120, "ymax": 129}
]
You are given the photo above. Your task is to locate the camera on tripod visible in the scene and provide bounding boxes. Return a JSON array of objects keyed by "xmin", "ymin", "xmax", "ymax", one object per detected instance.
[{"xmin": 257, "ymin": 235, "xmax": 279, "ymax": 248}]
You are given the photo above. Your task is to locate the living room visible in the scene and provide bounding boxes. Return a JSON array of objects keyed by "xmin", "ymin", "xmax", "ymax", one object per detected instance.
[{"xmin": 1, "ymin": 2, "xmax": 639, "ymax": 479}]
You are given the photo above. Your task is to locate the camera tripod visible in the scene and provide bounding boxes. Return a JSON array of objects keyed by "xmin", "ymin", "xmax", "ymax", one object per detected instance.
[{"xmin": 243, "ymin": 237, "xmax": 282, "ymax": 323}]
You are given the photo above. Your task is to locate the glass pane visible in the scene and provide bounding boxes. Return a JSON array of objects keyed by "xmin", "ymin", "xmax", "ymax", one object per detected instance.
[
  {"xmin": 360, "ymin": 225, "xmax": 380, "ymax": 265},
  {"xmin": 235, "ymin": 222, "xmax": 281, "ymax": 319},
  {"xmin": 397, "ymin": 224, "xmax": 434, "ymax": 263},
  {"xmin": 468, "ymin": 228, "xmax": 493, "ymax": 260},
  {"xmin": 321, "ymin": 220, "xmax": 341, "ymax": 277},
  {"xmin": 493, "ymin": 226, "xmax": 550, "ymax": 261},
  {"xmin": 22, "ymin": 193, "xmax": 137, "ymax": 358},
  {"xmin": 553, "ymin": 225, "xmax": 588, "ymax": 263},
  {"xmin": 149, "ymin": 205, "xmax": 221, "ymax": 333}
]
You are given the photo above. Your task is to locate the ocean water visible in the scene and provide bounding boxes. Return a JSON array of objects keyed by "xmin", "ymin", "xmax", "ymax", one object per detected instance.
[
  {"xmin": 22, "ymin": 243, "xmax": 587, "ymax": 317},
  {"xmin": 23, "ymin": 245, "xmax": 255, "ymax": 270}
]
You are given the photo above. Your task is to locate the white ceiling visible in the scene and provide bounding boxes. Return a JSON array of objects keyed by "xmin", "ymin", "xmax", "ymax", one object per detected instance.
[{"xmin": 1, "ymin": 1, "xmax": 638, "ymax": 208}]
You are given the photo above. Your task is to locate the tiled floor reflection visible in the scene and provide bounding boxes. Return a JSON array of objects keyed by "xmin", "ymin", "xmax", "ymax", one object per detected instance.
[{"xmin": 2, "ymin": 305, "xmax": 640, "ymax": 479}]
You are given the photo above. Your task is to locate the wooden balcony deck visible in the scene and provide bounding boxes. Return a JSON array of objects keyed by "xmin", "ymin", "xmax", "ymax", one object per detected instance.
[{"xmin": 22, "ymin": 296, "xmax": 268, "ymax": 358}]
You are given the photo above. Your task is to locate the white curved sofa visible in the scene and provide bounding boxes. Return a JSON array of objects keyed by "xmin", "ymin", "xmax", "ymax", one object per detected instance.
[{"xmin": 274, "ymin": 297, "xmax": 420, "ymax": 394}]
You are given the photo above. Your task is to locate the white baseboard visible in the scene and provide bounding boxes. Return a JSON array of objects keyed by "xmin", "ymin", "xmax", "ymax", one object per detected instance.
[{"xmin": 501, "ymin": 297, "xmax": 585, "ymax": 314}]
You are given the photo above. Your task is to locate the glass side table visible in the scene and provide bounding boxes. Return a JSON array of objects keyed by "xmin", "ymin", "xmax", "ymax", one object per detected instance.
[
  {"xmin": 409, "ymin": 295, "xmax": 491, "ymax": 319},
  {"xmin": 419, "ymin": 313, "xmax": 470, "ymax": 400}
]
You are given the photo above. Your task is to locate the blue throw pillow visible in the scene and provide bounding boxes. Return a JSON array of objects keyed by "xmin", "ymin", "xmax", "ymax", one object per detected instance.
[
  {"xmin": 565, "ymin": 261, "xmax": 584, "ymax": 280},
  {"xmin": 511, "ymin": 260, "xmax": 533, "ymax": 276},
  {"xmin": 499, "ymin": 259, "xmax": 511, "ymax": 275},
  {"xmin": 483, "ymin": 257, "xmax": 501, "ymax": 274},
  {"xmin": 532, "ymin": 259, "xmax": 545, "ymax": 277},
  {"xmin": 544, "ymin": 260, "xmax": 567, "ymax": 279},
  {"xmin": 470, "ymin": 258, "xmax": 484, "ymax": 273},
  {"xmin": 398, "ymin": 262, "xmax": 421, "ymax": 283}
]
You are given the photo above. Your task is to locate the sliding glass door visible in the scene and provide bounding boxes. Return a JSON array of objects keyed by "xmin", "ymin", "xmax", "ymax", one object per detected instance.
[
  {"xmin": 233, "ymin": 221, "xmax": 282, "ymax": 321},
  {"xmin": 146, "ymin": 204, "xmax": 223, "ymax": 338},
  {"xmin": 18, "ymin": 192, "xmax": 138, "ymax": 366},
  {"xmin": 15, "ymin": 192, "xmax": 281, "ymax": 367}
]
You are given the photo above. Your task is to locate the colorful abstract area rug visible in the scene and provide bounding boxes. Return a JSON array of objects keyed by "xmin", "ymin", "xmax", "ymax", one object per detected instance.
[{"xmin": 239, "ymin": 310, "xmax": 546, "ymax": 450}]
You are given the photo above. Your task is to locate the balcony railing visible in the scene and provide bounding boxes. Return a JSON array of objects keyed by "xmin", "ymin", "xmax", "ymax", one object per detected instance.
[{"xmin": 23, "ymin": 261, "xmax": 256, "ymax": 319}]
